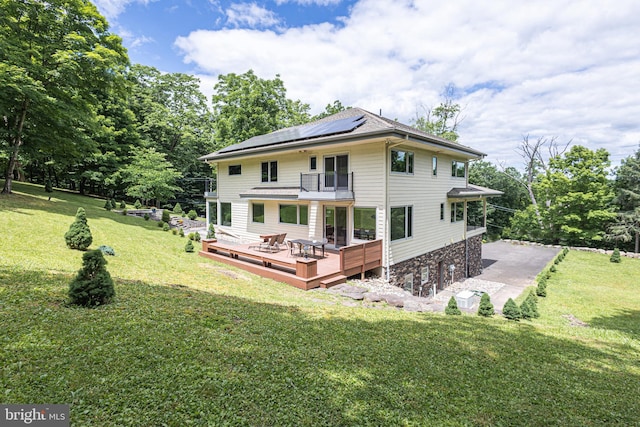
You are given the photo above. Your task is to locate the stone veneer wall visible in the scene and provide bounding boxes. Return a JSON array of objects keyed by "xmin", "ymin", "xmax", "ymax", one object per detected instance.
[{"xmin": 386, "ymin": 234, "xmax": 483, "ymax": 296}]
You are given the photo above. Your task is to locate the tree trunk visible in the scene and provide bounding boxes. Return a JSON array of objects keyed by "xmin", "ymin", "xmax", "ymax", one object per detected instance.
[
  {"xmin": 2, "ymin": 99, "xmax": 29, "ymax": 194},
  {"xmin": 635, "ymin": 230, "xmax": 639, "ymax": 254}
]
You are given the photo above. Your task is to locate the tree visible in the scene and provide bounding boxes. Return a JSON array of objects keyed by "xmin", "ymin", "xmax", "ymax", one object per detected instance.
[
  {"xmin": 412, "ymin": 85, "xmax": 462, "ymax": 142},
  {"xmin": 211, "ymin": 70, "xmax": 310, "ymax": 148},
  {"xmin": 0, "ymin": 0, "xmax": 129, "ymax": 194},
  {"xmin": 44, "ymin": 178, "xmax": 52, "ymax": 200},
  {"xmin": 508, "ymin": 145, "xmax": 617, "ymax": 246},
  {"xmin": 311, "ymin": 100, "xmax": 349, "ymax": 120},
  {"xmin": 64, "ymin": 207, "xmax": 93, "ymax": 250},
  {"xmin": 445, "ymin": 296, "xmax": 462, "ymax": 315},
  {"xmin": 477, "ymin": 293, "xmax": 494, "ymax": 317},
  {"xmin": 610, "ymin": 248, "xmax": 622, "ymax": 263},
  {"xmin": 68, "ymin": 249, "xmax": 114, "ymax": 306},
  {"xmin": 121, "ymin": 147, "xmax": 182, "ymax": 207},
  {"xmin": 608, "ymin": 146, "xmax": 640, "ymax": 252}
]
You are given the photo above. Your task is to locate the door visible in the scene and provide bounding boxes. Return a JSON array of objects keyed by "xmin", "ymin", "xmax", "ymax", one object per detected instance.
[
  {"xmin": 324, "ymin": 155, "xmax": 349, "ymax": 190},
  {"xmin": 324, "ymin": 206, "xmax": 348, "ymax": 247}
]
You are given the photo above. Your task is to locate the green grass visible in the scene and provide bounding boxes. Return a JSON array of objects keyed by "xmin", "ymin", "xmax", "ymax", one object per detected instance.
[{"xmin": 2, "ymin": 182, "xmax": 640, "ymax": 426}]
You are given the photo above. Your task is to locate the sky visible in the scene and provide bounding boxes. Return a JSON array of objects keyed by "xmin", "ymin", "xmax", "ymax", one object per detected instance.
[{"xmin": 94, "ymin": 0, "xmax": 640, "ymax": 168}]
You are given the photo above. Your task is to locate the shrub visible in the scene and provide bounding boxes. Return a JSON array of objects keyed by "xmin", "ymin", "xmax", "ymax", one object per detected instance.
[
  {"xmin": 119, "ymin": 200, "xmax": 126, "ymax": 209},
  {"xmin": 68, "ymin": 250, "xmax": 115, "ymax": 307},
  {"xmin": 110, "ymin": 199, "xmax": 117, "ymax": 210},
  {"xmin": 502, "ymin": 298, "xmax": 521, "ymax": 320},
  {"xmin": 157, "ymin": 220, "xmax": 164, "ymax": 228},
  {"xmin": 536, "ymin": 280, "xmax": 547, "ymax": 297},
  {"xmin": 187, "ymin": 209, "xmax": 198, "ymax": 220},
  {"xmin": 194, "ymin": 232, "xmax": 201, "ymax": 242},
  {"xmin": 104, "ymin": 199, "xmax": 112, "ymax": 210},
  {"xmin": 179, "ymin": 228, "xmax": 185, "ymax": 237},
  {"xmin": 445, "ymin": 296, "xmax": 461, "ymax": 315},
  {"xmin": 162, "ymin": 222, "xmax": 170, "ymax": 231},
  {"xmin": 121, "ymin": 208, "xmax": 128, "ymax": 216},
  {"xmin": 188, "ymin": 232, "xmax": 196, "ymax": 240},
  {"xmin": 610, "ymin": 248, "xmax": 622, "ymax": 263},
  {"xmin": 173, "ymin": 202, "xmax": 183, "ymax": 215},
  {"xmin": 520, "ymin": 299, "xmax": 534, "ymax": 320},
  {"xmin": 206, "ymin": 223, "xmax": 216, "ymax": 239},
  {"xmin": 134, "ymin": 199, "xmax": 142, "ymax": 209},
  {"xmin": 477, "ymin": 293, "xmax": 494, "ymax": 317},
  {"xmin": 554, "ymin": 257, "xmax": 560, "ymax": 265},
  {"xmin": 64, "ymin": 207, "xmax": 93, "ymax": 250},
  {"xmin": 550, "ymin": 264, "xmax": 556, "ymax": 273},
  {"xmin": 143, "ymin": 213, "xmax": 150, "ymax": 221},
  {"xmin": 185, "ymin": 240, "xmax": 194, "ymax": 253},
  {"xmin": 98, "ymin": 245, "xmax": 115, "ymax": 256},
  {"xmin": 525, "ymin": 291, "xmax": 540, "ymax": 318},
  {"xmin": 161, "ymin": 209, "xmax": 170, "ymax": 223},
  {"xmin": 172, "ymin": 229, "xmax": 178, "ymax": 235}
]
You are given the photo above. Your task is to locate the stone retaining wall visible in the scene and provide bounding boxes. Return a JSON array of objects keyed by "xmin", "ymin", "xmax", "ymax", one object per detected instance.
[
  {"xmin": 386, "ymin": 235, "xmax": 483, "ymax": 296},
  {"xmin": 502, "ymin": 239, "xmax": 640, "ymax": 259}
]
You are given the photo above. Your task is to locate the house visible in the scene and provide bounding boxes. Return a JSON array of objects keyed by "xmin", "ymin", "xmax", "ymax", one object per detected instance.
[{"xmin": 199, "ymin": 108, "xmax": 501, "ymax": 294}]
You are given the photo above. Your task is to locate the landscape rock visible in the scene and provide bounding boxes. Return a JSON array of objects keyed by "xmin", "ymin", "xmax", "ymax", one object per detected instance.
[
  {"xmin": 380, "ymin": 294, "xmax": 406, "ymax": 307},
  {"xmin": 343, "ymin": 292, "xmax": 365, "ymax": 300},
  {"xmin": 363, "ymin": 292, "xmax": 383, "ymax": 302},
  {"xmin": 403, "ymin": 298, "xmax": 433, "ymax": 312}
]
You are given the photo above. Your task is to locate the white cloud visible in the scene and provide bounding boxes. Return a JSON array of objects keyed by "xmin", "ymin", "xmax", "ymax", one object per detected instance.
[
  {"xmin": 175, "ymin": 0, "xmax": 640, "ymax": 166},
  {"xmin": 275, "ymin": 0, "xmax": 342, "ymax": 5},
  {"xmin": 129, "ymin": 35, "xmax": 155, "ymax": 49},
  {"xmin": 93, "ymin": 0, "xmax": 155, "ymax": 19},
  {"xmin": 225, "ymin": 3, "xmax": 280, "ymax": 28}
]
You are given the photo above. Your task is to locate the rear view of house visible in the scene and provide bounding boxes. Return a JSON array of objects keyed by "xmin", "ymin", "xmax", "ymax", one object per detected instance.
[{"xmin": 199, "ymin": 108, "xmax": 501, "ymax": 294}]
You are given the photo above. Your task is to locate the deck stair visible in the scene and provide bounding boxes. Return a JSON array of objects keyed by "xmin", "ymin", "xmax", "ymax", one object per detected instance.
[{"xmin": 320, "ymin": 275, "xmax": 347, "ymax": 288}]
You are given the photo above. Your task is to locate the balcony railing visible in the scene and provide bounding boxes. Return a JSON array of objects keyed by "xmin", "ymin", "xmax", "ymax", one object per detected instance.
[
  {"xmin": 300, "ymin": 172, "xmax": 353, "ymax": 193},
  {"xmin": 204, "ymin": 178, "xmax": 217, "ymax": 197}
]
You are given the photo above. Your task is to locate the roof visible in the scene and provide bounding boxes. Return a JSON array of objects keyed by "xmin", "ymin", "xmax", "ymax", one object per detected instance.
[
  {"xmin": 200, "ymin": 108, "xmax": 487, "ymax": 162},
  {"xmin": 447, "ymin": 184, "xmax": 504, "ymax": 199}
]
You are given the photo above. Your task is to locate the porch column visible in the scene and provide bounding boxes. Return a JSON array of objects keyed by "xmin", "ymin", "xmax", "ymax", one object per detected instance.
[{"xmin": 308, "ymin": 201, "xmax": 322, "ymax": 240}]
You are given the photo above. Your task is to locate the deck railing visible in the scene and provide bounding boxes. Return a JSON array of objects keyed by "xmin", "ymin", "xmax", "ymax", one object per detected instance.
[{"xmin": 339, "ymin": 239, "xmax": 383, "ymax": 279}]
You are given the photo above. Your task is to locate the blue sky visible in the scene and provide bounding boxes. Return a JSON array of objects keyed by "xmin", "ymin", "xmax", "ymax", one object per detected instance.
[{"xmin": 95, "ymin": 0, "xmax": 640, "ymax": 167}]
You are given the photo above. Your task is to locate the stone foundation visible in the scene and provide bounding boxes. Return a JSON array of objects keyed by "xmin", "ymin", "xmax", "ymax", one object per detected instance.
[{"xmin": 386, "ymin": 235, "xmax": 483, "ymax": 296}]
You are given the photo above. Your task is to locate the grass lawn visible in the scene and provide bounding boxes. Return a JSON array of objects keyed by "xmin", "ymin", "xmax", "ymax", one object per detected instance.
[{"xmin": 2, "ymin": 182, "xmax": 640, "ymax": 426}]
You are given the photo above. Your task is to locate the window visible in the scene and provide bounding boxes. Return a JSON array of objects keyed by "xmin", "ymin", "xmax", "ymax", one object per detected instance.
[
  {"xmin": 261, "ymin": 161, "xmax": 277, "ymax": 182},
  {"xmin": 432, "ymin": 156, "xmax": 438, "ymax": 176},
  {"xmin": 252, "ymin": 203, "xmax": 264, "ymax": 223},
  {"xmin": 353, "ymin": 207, "xmax": 376, "ymax": 240},
  {"xmin": 391, "ymin": 150, "xmax": 414, "ymax": 174},
  {"xmin": 220, "ymin": 202, "xmax": 232, "ymax": 226},
  {"xmin": 404, "ymin": 274, "xmax": 414, "ymax": 293},
  {"xmin": 421, "ymin": 267, "xmax": 429, "ymax": 285},
  {"xmin": 228, "ymin": 165, "xmax": 241, "ymax": 175},
  {"xmin": 440, "ymin": 203, "xmax": 445, "ymax": 221},
  {"xmin": 279, "ymin": 204, "xmax": 308, "ymax": 225},
  {"xmin": 391, "ymin": 206, "xmax": 413, "ymax": 241},
  {"xmin": 450, "ymin": 202, "xmax": 464, "ymax": 223},
  {"xmin": 209, "ymin": 202, "xmax": 217, "ymax": 226},
  {"xmin": 451, "ymin": 160, "xmax": 466, "ymax": 178},
  {"xmin": 310, "ymin": 156, "xmax": 317, "ymax": 170}
]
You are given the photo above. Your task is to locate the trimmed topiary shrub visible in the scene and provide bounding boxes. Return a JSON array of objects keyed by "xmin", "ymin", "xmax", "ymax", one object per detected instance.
[
  {"xmin": 161, "ymin": 209, "xmax": 171, "ymax": 223},
  {"xmin": 162, "ymin": 222, "xmax": 170, "ymax": 231},
  {"xmin": 143, "ymin": 213, "xmax": 150, "ymax": 221},
  {"xmin": 134, "ymin": 199, "xmax": 142, "ymax": 209},
  {"xmin": 98, "ymin": 245, "xmax": 115, "ymax": 256},
  {"xmin": 445, "ymin": 296, "xmax": 462, "ymax": 315},
  {"xmin": 68, "ymin": 250, "xmax": 115, "ymax": 307},
  {"xmin": 477, "ymin": 293, "xmax": 494, "ymax": 317},
  {"xmin": 525, "ymin": 291, "xmax": 540, "ymax": 318},
  {"xmin": 64, "ymin": 207, "xmax": 93, "ymax": 250},
  {"xmin": 187, "ymin": 209, "xmax": 198, "ymax": 220},
  {"xmin": 206, "ymin": 223, "xmax": 216, "ymax": 239},
  {"xmin": 185, "ymin": 240, "xmax": 194, "ymax": 253},
  {"xmin": 173, "ymin": 203, "xmax": 183, "ymax": 215},
  {"xmin": 503, "ymin": 298, "xmax": 521, "ymax": 321},
  {"xmin": 610, "ymin": 248, "xmax": 622, "ymax": 263}
]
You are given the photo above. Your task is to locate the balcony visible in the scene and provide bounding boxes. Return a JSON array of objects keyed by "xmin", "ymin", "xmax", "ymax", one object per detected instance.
[
  {"xmin": 204, "ymin": 178, "xmax": 217, "ymax": 198},
  {"xmin": 298, "ymin": 172, "xmax": 354, "ymax": 201}
]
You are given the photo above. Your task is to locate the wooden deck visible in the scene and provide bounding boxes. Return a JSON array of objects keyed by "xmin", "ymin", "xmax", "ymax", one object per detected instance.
[{"xmin": 198, "ymin": 238, "xmax": 382, "ymax": 290}]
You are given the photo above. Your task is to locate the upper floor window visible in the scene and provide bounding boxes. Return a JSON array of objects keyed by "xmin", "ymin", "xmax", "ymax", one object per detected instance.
[
  {"xmin": 261, "ymin": 161, "xmax": 277, "ymax": 182},
  {"xmin": 391, "ymin": 150, "xmax": 414, "ymax": 174},
  {"xmin": 391, "ymin": 206, "xmax": 413, "ymax": 241},
  {"xmin": 452, "ymin": 160, "xmax": 466, "ymax": 178},
  {"xmin": 228, "ymin": 165, "xmax": 241, "ymax": 175},
  {"xmin": 432, "ymin": 156, "xmax": 438, "ymax": 176}
]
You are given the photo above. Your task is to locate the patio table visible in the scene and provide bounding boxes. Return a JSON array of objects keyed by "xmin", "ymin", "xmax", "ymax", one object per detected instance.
[{"xmin": 290, "ymin": 238, "xmax": 327, "ymax": 257}]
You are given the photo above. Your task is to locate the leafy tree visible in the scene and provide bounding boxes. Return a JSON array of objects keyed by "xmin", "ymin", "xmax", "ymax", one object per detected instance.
[
  {"xmin": 121, "ymin": 147, "xmax": 182, "ymax": 207},
  {"xmin": 0, "ymin": 0, "xmax": 128, "ymax": 194},
  {"xmin": 412, "ymin": 86, "xmax": 462, "ymax": 142},
  {"xmin": 502, "ymin": 298, "xmax": 521, "ymax": 320},
  {"xmin": 445, "ymin": 296, "xmax": 462, "ymax": 315},
  {"xmin": 477, "ymin": 293, "xmax": 495, "ymax": 317},
  {"xmin": 211, "ymin": 70, "xmax": 310, "ymax": 148},
  {"xmin": 311, "ymin": 100, "xmax": 349, "ymax": 120},
  {"xmin": 68, "ymin": 249, "xmax": 114, "ymax": 307},
  {"xmin": 508, "ymin": 146, "xmax": 617, "ymax": 246},
  {"xmin": 64, "ymin": 207, "xmax": 92, "ymax": 250},
  {"xmin": 608, "ymin": 146, "xmax": 640, "ymax": 252}
]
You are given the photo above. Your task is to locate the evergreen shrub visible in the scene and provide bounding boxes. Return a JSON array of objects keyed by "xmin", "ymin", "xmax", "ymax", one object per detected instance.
[
  {"xmin": 119, "ymin": 200, "xmax": 126, "ymax": 209},
  {"xmin": 502, "ymin": 298, "xmax": 521, "ymax": 320},
  {"xmin": 187, "ymin": 210, "xmax": 197, "ymax": 220},
  {"xmin": 172, "ymin": 229, "xmax": 178, "ymax": 235},
  {"xmin": 179, "ymin": 228, "xmax": 185, "ymax": 237},
  {"xmin": 162, "ymin": 222, "xmax": 170, "ymax": 231},
  {"xmin": 161, "ymin": 209, "xmax": 170, "ymax": 223},
  {"xmin": 445, "ymin": 296, "xmax": 461, "ymax": 315},
  {"xmin": 536, "ymin": 280, "xmax": 547, "ymax": 297},
  {"xmin": 477, "ymin": 293, "xmax": 494, "ymax": 317},
  {"xmin": 134, "ymin": 199, "xmax": 142, "ymax": 209},
  {"xmin": 185, "ymin": 240, "xmax": 194, "ymax": 253},
  {"xmin": 173, "ymin": 203, "xmax": 183, "ymax": 215},
  {"xmin": 64, "ymin": 207, "xmax": 93, "ymax": 250},
  {"xmin": 157, "ymin": 220, "xmax": 164, "ymax": 227},
  {"xmin": 520, "ymin": 299, "xmax": 534, "ymax": 320},
  {"xmin": 104, "ymin": 199, "xmax": 112, "ymax": 210},
  {"xmin": 68, "ymin": 250, "xmax": 115, "ymax": 307},
  {"xmin": 610, "ymin": 248, "xmax": 622, "ymax": 263},
  {"xmin": 121, "ymin": 209, "xmax": 128, "ymax": 216},
  {"xmin": 525, "ymin": 291, "xmax": 540, "ymax": 318},
  {"xmin": 206, "ymin": 223, "xmax": 216, "ymax": 239},
  {"xmin": 550, "ymin": 265, "xmax": 556, "ymax": 273},
  {"xmin": 143, "ymin": 213, "xmax": 150, "ymax": 221}
]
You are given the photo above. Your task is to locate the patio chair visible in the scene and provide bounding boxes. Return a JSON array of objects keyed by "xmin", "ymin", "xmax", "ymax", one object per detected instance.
[
  {"xmin": 256, "ymin": 235, "xmax": 278, "ymax": 252},
  {"xmin": 286, "ymin": 240, "xmax": 301, "ymax": 257}
]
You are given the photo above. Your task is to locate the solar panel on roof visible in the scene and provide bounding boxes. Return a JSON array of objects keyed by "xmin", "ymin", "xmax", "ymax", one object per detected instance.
[{"xmin": 218, "ymin": 114, "xmax": 366, "ymax": 154}]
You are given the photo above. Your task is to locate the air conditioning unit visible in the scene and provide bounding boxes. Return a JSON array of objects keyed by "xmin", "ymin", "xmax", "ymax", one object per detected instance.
[{"xmin": 455, "ymin": 290, "xmax": 476, "ymax": 309}]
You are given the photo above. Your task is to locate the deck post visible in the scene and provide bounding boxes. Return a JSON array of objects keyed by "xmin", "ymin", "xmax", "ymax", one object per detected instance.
[{"xmin": 296, "ymin": 258, "xmax": 317, "ymax": 278}]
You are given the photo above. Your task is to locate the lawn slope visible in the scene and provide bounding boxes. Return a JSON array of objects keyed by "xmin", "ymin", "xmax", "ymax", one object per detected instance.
[{"xmin": 2, "ymin": 182, "xmax": 639, "ymax": 426}]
